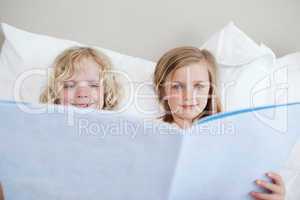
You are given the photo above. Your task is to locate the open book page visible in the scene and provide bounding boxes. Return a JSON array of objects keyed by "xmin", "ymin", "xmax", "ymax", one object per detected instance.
[
  {"xmin": 0, "ymin": 101, "xmax": 299, "ymax": 199},
  {"xmin": 0, "ymin": 101, "xmax": 182, "ymax": 200},
  {"xmin": 168, "ymin": 103, "xmax": 300, "ymax": 199}
]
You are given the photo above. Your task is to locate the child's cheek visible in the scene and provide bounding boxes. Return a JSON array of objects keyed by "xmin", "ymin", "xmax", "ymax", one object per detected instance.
[
  {"xmin": 165, "ymin": 89, "xmax": 182, "ymax": 103},
  {"xmin": 92, "ymin": 90, "xmax": 104, "ymax": 105},
  {"xmin": 195, "ymin": 89, "xmax": 210, "ymax": 110},
  {"xmin": 62, "ymin": 89, "xmax": 73, "ymax": 105},
  {"xmin": 168, "ymin": 97, "xmax": 182, "ymax": 113},
  {"xmin": 196, "ymin": 87, "xmax": 209, "ymax": 100}
]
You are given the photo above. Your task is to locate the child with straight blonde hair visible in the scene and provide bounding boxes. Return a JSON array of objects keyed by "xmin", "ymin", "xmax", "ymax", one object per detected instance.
[
  {"xmin": 40, "ymin": 46, "xmax": 120, "ymax": 110},
  {"xmin": 153, "ymin": 46, "xmax": 285, "ymax": 200},
  {"xmin": 154, "ymin": 46, "xmax": 222, "ymax": 128}
]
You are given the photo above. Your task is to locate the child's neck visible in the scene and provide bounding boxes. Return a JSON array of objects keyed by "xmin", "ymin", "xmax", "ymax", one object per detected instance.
[{"xmin": 173, "ymin": 117, "xmax": 192, "ymax": 129}]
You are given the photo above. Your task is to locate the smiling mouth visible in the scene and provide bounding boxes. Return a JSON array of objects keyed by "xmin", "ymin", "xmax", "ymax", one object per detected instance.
[
  {"xmin": 181, "ymin": 104, "xmax": 199, "ymax": 109},
  {"xmin": 72, "ymin": 103, "xmax": 94, "ymax": 108}
]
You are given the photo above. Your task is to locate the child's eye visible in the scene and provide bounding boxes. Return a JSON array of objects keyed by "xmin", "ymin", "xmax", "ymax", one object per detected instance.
[
  {"xmin": 63, "ymin": 82, "xmax": 75, "ymax": 89},
  {"xmin": 171, "ymin": 84, "xmax": 182, "ymax": 90},
  {"xmin": 89, "ymin": 82, "xmax": 100, "ymax": 88},
  {"xmin": 194, "ymin": 83, "xmax": 205, "ymax": 89}
]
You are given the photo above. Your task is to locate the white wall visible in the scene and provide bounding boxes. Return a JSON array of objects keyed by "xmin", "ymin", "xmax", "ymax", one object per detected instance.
[{"xmin": 0, "ymin": 0, "xmax": 299, "ymax": 61}]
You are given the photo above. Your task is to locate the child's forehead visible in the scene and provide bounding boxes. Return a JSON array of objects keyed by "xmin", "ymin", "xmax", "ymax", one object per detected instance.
[
  {"xmin": 169, "ymin": 62, "xmax": 210, "ymax": 82},
  {"xmin": 66, "ymin": 72, "xmax": 101, "ymax": 82},
  {"xmin": 67, "ymin": 59, "xmax": 102, "ymax": 81},
  {"xmin": 74, "ymin": 56, "xmax": 102, "ymax": 70}
]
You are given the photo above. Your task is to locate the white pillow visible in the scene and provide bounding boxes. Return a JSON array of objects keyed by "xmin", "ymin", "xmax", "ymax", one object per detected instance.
[
  {"xmin": 201, "ymin": 22, "xmax": 269, "ymax": 66},
  {"xmin": 202, "ymin": 22, "xmax": 277, "ymax": 111},
  {"xmin": 0, "ymin": 23, "xmax": 161, "ymax": 118},
  {"xmin": 1, "ymin": 22, "xmax": 298, "ymax": 116},
  {"xmin": 274, "ymin": 52, "xmax": 300, "ymax": 103},
  {"xmin": 254, "ymin": 44, "xmax": 300, "ymax": 105}
]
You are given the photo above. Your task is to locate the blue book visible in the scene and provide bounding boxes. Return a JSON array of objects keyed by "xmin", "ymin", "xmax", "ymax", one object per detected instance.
[{"xmin": 0, "ymin": 100, "xmax": 299, "ymax": 200}]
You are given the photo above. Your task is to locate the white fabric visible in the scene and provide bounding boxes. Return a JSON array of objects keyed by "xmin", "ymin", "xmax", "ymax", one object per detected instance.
[
  {"xmin": 202, "ymin": 22, "xmax": 276, "ymax": 111},
  {"xmin": 275, "ymin": 52, "xmax": 300, "ymax": 103},
  {"xmin": 201, "ymin": 22, "xmax": 271, "ymax": 66}
]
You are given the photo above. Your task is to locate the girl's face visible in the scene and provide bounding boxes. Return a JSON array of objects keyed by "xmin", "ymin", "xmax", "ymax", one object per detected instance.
[
  {"xmin": 164, "ymin": 62, "xmax": 210, "ymax": 127},
  {"xmin": 60, "ymin": 57, "xmax": 104, "ymax": 109}
]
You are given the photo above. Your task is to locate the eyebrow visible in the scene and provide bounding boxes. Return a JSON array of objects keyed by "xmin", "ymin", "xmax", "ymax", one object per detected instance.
[
  {"xmin": 171, "ymin": 80, "xmax": 207, "ymax": 84},
  {"xmin": 64, "ymin": 80, "xmax": 101, "ymax": 83}
]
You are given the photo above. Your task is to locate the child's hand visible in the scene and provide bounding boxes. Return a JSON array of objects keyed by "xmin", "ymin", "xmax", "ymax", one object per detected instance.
[
  {"xmin": 0, "ymin": 183, "xmax": 4, "ymax": 200},
  {"xmin": 250, "ymin": 172, "xmax": 285, "ymax": 200}
]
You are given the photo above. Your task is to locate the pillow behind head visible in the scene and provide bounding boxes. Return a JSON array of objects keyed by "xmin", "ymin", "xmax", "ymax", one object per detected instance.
[
  {"xmin": 202, "ymin": 22, "xmax": 277, "ymax": 111},
  {"xmin": 274, "ymin": 52, "xmax": 300, "ymax": 104}
]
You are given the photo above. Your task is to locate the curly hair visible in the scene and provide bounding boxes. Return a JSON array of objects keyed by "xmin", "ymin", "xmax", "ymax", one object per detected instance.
[{"xmin": 39, "ymin": 46, "xmax": 120, "ymax": 110}]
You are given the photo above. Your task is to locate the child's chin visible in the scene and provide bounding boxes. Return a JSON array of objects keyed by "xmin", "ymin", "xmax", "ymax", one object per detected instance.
[
  {"xmin": 87, "ymin": 104, "xmax": 101, "ymax": 110},
  {"xmin": 87, "ymin": 104, "xmax": 97, "ymax": 108},
  {"xmin": 179, "ymin": 112, "xmax": 199, "ymax": 121},
  {"xmin": 72, "ymin": 104, "xmax": 98, "ymax": 109}
]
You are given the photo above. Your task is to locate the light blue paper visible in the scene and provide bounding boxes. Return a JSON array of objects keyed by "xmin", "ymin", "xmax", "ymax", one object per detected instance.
[
  {"xmin": 0, "ymin": 101, "xmax": 299, "ymax": 200},
  {"xmin": 169, "ymin": 102, "xmax": 300, "ymax": 199}
]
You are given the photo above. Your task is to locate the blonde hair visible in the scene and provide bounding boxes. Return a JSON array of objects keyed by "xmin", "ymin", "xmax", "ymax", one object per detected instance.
[
  {"xmin": 153, "ymin": 46, "xmax": 222, "ymax": 123},
  {"xmin": 40, "ymin": 46, "xmax": 120, "ymax": 109}
]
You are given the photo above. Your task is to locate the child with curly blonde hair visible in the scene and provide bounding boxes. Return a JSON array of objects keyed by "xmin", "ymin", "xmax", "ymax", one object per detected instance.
[{"xmin": 40, "ymin": 46, "xmax": 120, "ymax": 110}]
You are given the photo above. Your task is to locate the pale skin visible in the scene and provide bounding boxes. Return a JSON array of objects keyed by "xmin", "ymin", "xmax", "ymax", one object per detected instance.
[
  {"xmin": 163, "ymin": 61, "xmax": 285, "ymax": 199},
  {"xmin": 163, "ymin": 62, "xmax": 210, "ymax": 129},
  {"xmin": 0, "ymin": 184, "xmax": 4, "ymax": 200},
  {"xmin": 60, "ymin": 57, "xmax": 105, "ymax": 109}
]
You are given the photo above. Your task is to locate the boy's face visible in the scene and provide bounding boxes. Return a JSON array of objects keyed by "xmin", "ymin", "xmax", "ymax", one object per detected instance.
[
  {"xmin": 60, "ymin": 57, "xmax": 104, "ymax": 109},
  {"xmin": 164, "ymin": 62, "xmax": 210, "ymax": 124}
]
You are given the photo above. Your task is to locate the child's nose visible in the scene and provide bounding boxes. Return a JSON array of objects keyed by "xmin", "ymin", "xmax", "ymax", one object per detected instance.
[
  {"xmin": 76, "ymin": 86, "xmax": 90, "ymax": 98},
  {"xmin": 183, "ymin": 87, "xmax": 194, "ymax": 100}
]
